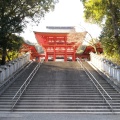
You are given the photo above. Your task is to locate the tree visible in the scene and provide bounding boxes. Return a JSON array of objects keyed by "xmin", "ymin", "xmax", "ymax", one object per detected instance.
[
  {"xmin": 67, "ymin": 31, "xmax": 87, "ymax": 43},
  {"xmin": 99, "ymin": 16, "xmax": 120, "ymax": 63},
  {"xmin": 7, "ymin": 34, "xmax": 24, "ymax": 61},
  {"xmin": 80, "ymin": 0, "xmax": 120, "ymax": 44},
  {"xmin": 0, "ymin": 0, "xmax": 58, "ymax": 65},
  {"xmin": 80, "ymin": 0, "xmax": 120, "ymax": 63},
  {"xmin": 67, "ymin": 29, "xmax": 98, "ymax": 53},
  {"xmin": 0, "ymin": 34, "xmax": 24, "ymax": 62}
]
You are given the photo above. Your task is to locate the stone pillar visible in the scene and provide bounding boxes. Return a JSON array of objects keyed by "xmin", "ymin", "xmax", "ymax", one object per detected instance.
[
  {"xmin": 0, "ymin": 66, "xmax": 7, "ymax": 82},
  {"xmin": 115, "ymin": 66, "xmax": 120, "ymax": 82},
  {"xmin": 0, "ymin": 68, "xmax": 4, "ymax": 83}
]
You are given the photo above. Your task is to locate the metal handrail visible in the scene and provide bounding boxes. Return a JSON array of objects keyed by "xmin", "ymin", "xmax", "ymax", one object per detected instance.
[
  {"xmin": 77, "ymin": 58, "xmax": 113, "ymax": 112},
  {"xmin": 0, "ymin": 61, "xmax": 32, "ymax": 89},
  {"xmin": 77, "ymin": 58, "xmax": 112, "ymax": 99},
  {"xmin": 85, "ymin": 65, "xmax": 112, "ymax": 100},
  {"xmin": 83, "ymin": 66, "xmax": 113, "ymax": 110},
  {"xmin": 11, "ymin": 62, "xmax": 41, "ymax": 110},
  {"xmin": 0, "ymin": 61, "xmax": 33, "ymax": 96}
]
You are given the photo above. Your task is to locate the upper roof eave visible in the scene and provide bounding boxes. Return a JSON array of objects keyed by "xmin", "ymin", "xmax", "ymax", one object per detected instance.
[{"xmin": 33, "ymin": 31, "xmax": 69, "ymax": 34}]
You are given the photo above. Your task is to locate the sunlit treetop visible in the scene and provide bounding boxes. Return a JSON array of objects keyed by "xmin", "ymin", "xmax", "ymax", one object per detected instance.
[
  {"xmin": 0, "ymin": 0, "xmax": 58, "ymax": 34},
  {"xmin": 82, "ymin": 0, "xmax": 107, "ymax": 24}
]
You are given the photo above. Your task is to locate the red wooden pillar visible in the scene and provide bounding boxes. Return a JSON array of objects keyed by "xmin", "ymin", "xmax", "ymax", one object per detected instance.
[
  {"xmin": 45, "ymin": 54, "xmax": 48, "ymax": 61},
  {"xmin": 45, "ymin": 47, "xmax": 48, "ymax": 62},
  {"xmin": 64, "ymin": 36, "xmax": 67, "ymax": 45},
  {"xmin": 73, "ymin": 46, "xmax": 75, "ymax": 61},
  {"xmin": 53, "ymin": 45, "xmax": 56, "ymax": 61},
  {"xmin": 37, "ymin": 56, "xmax": 40, "ymax": 62},
  {"xmin": 53, "ymin": 37, "xmax": 55, "ymax": 44},
  {"xmin": 64, "ymin": 45, "xmax": 67, "ymax": 61}
]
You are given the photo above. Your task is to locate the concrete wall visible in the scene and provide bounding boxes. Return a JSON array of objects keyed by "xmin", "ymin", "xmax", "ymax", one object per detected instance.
[
  {"xmin": 0, "ymin": 53, "xmax": 30, "ymax": 83},
  {"xmin": 90, "ymin": 52, "xmax": 120, "ymax": 83}
]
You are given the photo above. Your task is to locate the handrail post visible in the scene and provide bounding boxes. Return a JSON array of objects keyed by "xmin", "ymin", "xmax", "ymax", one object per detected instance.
[
  {"xmin": 25, "ymin": 82, "xmax": 27, "ymax": 91},
  {"xmin": 20, "ymin": 89, "xmax": 21, "ymax": 96}
]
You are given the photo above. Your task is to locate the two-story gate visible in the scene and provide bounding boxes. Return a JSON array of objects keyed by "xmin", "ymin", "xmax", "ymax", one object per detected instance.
[{"xmin": 34, "ymin": 32, "xmax": 79, "ymax": 61}]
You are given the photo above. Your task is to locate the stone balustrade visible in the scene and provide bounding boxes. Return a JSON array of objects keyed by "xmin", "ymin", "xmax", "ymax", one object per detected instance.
[
  {"xmin": 90, "ymin": 52, "xmax": 120, "ymax": 83},
  {"xmin": 0, "ymin": 53, "xmax": 30, "ymax": 83}
]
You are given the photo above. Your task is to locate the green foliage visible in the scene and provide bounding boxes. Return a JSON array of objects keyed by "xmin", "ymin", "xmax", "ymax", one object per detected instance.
[
  {"xmin": 0, "ymin": 34, "xmax": 24, "ymax": 62},
  {"xmin": 7, "ymin": 51, "xmax": 19, "ymax": 61},
  {"xmin": 81, "ymin": 0, "xmax": 120, "ymax": 24},
  {"xmin": 0, "ymin": 0, "xmax": 58, "ymax": 64},
  {"xmin": 76, "ymin": 45, "xmax": 86, "ymax": 54},
  {"xmin": 0, "ymin": 0, "xmax": 58, "ymax": 34},
  {"xmin": 100, "ymin": 16, "xmax": 120, "ymax": 64},
  {"xmin": 81, "ymin": 0, "xmax": 107, "ymax": 24},
  {"xmin": 7, "ymin": 34, "xmax": 24, "ymax": 51},
  {"xmin": 81, "ymin": 0, "xmax": 120, "ymax": 65}
]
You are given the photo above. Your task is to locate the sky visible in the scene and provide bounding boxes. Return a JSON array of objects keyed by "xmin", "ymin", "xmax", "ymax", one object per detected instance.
[{"xmin": 21, "ymin": 0, "xmax": 102, "ymax": 43}]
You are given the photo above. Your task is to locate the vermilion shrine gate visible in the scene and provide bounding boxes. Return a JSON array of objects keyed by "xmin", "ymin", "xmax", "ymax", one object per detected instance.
[
  {"xmin": 34, "ymin": 32, "xmax": 79, "ymax": 61},
  {"xmin": 20, "ymin": 27, "xmax": 103, "ymax": 61}
]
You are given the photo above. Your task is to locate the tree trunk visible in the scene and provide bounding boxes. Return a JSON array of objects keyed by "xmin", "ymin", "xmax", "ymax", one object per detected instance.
[
  {"xmin": 108, "ymin": 0, "xmax": 119, "ymax": 38},
  {"xmin": 1, "ymin": 45, "xmax": 7, "ymax": 65},
  {"xmin": 108, "ymin": 0, "xmax": 120, "ymax": 54},
  {"xmin": 6, "ymin": 51, "xmax": 11, "ymax": 61},
  {"xmin": 86, "ymin": 32, "xmax": 97, "ymax": 54}
]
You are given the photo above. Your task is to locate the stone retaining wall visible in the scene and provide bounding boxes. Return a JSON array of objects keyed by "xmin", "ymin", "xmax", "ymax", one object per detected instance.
[
  {"xmin": 90, "ymin": 52, "xmax": 120, "ymax": 83},
  {"xmin": 0, "ymin": 53, "xmax": 30, "ymax": 83}
]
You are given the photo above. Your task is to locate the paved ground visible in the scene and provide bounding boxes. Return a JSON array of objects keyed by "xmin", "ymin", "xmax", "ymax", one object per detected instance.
[{"xmin": 0, "ymin": 113, "xmax": 120, "ymax": 120}]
